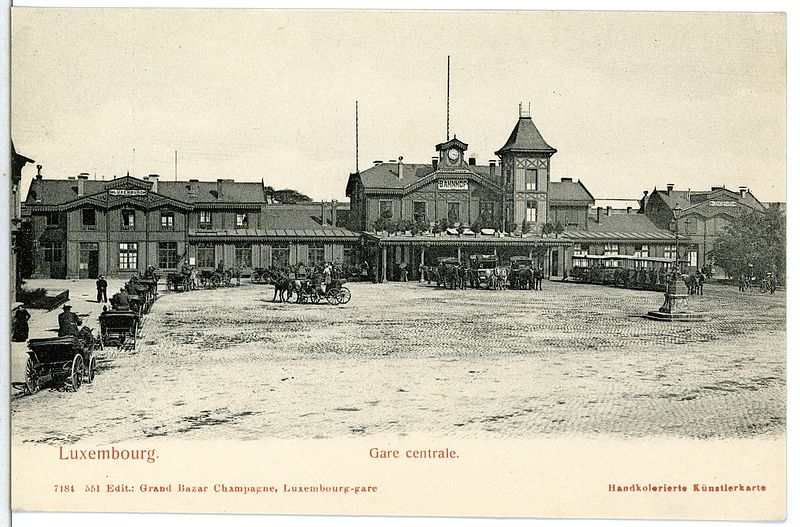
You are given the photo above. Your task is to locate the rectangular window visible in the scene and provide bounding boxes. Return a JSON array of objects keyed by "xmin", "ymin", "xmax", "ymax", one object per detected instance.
[
  {"xmin": 271, "ymin": 243, "xmax": 290, "ymax": 268},
  {"xmin": 43, "ymin": 241, "xmax": 64, "ymax": 262},
  {"xmin": 525, "ymin": 168, "xmax": 538, "ymax": 191},
  {"xmin": 479, "ymin": 201, "xmax": 495, "ymax": 222},
  {"xmin": 45, "ymin": 211, "xmax": 60, "ymax": 226},
  {"xmin": 664, "ymin": 245, "xmax": 677, "ymax": 260},
  {"xmin": 603, "ymin": 243, "xmax": 619, "ymax": 256},
  {"xmin": 158, "ymin": 242, "xmax": 179, "ymax": 269},
  {"xmin": 573, "ymin": 243, "xmax": 589, "ymax": 257},
  {"xmin": 505, "ymin": 170, "xmax": 512, "ymax": 186},
  {"xmin": 526, "ymin": 201, "xmax": 537, "ymax": 223},
  {"xmin": 160, "ymin": 211, "xmax": 175, "ymax": 231},
  {"xmin": 82, "ymin": 208, "xmax": 96, "ymax": 229},
  {"xmin": 634, "ymin": 244, "xmax": 649, "ymax": 258},
  {"xmin": 121, "ymin": 209, "xmax": 135, "ymax": 230},
  {"xmin": 119, "ymin": 242, "xmax": 138, "ymax": 270},
  {"xmin": 413, "ymin": 201, "xmax": 427, "ymax": 223},
  {"xmin": 308, "ymin": 242, "xmax": 325, "ymax": 266},
  {"xmin": 234, "ymin": 243, "xmax": 252, "ymax": 269},
  {"xmin": 236, "ymin": 213, "xmax": 249, "ymax": 229},
  {"xmin": 196, "ymin": 243, "xmax": 215, "ymax": 268},
  {"xmin": 198, "ymin": 211, "xmax": 212, "ymax": 230},
  {"xmin": 447, "ymin": 202, "xmax": 461, "ymax": 224},
  {"xmin": 379, "ymin": 200, "xmax": 393, "ymax": 219}
]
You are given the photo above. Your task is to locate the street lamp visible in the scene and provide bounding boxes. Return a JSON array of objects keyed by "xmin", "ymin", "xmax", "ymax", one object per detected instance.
[{"xmin": 670, "ymin": 206, "xmax": 682, "ymax": 269}]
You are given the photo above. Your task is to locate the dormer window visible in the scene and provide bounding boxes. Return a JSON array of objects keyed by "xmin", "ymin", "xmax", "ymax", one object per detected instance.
[
  {"xmin": 121, "ymin": 209, "xmax": 135, "ymax": 230},
  {"xmin": 236, "ymin": 213, "xmax": 249, "ymax": 228}
]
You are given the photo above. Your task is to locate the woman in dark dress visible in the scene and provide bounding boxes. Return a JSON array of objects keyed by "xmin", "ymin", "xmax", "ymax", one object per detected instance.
[{"xmin": 12, "ymin": 305, "xmax": 31, "ymax": 342}]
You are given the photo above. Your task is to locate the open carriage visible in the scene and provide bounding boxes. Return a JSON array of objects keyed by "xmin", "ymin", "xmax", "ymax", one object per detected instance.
[
  {"xmin": 99, "ymin": 310, "xmax": 139, "ymax": 350},
  {"xmin": 25, "ymin": 334, "xmax": 99, "ymax": 394},
  {"xmin": 324, "ymin": 278, "xmax": 351, "ymax": 305}
]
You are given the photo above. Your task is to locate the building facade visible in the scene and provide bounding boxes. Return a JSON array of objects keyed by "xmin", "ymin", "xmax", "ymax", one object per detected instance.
[
  {"xmin": 24, "ymin": 173, "xmax": 358, "ymax": 279},
  {"xmin": 641, "ymin": 184, "xmax": 767, "ymax": 268}
]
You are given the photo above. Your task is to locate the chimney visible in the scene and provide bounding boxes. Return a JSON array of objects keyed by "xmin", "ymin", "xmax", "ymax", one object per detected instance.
[
  {"xmin": 626, "ymin": 206, "xmax": 632, "ymax": 214},
  {"xmin": 35, "ymin": 164, "xmax": 43, "ymax": 180},
  {"xmin": 77, "ymin": 173, "xmax": 89, "ymax": 196},
  {"xmin": 596, "ymin": 208, "xmax": 601, "ymax": 223},
  {"xmin": 432, "ymin": 157, "xmax": 439, "ymax": 170},
  {"xmin": 216, "ymin": 178, "xmax": 224, "ymax": 199},
  {"xmin": 739, "ymin": 186, "xmax": 748, "ymax": 198},
  {"xmin": 561, "ymin": 177, "xmax": 573, "ymax": 182},
  {"xmin": 666, "ymin": 183, "xmax": 674, "ymax": 195},
  {"xmin": 398, "ymin": 156, "xmax": 404, "ymax": 180},
  {"xmin": 189, "ymin": 179, "xmax": 199, "ymax": 197},
  {"xmin": 489, "ymin": 160, "xmax": 496, "ymax": 178},
  {"xmin": 373, "ymin": 160, "xmax": 383, "ymax": 166},
  {"xmin": 148, "ymin": 174, "xmax": 159, "ymax": 193},
  {"xmin": 468, "ymin": 157, "xmax": 476, "ymax": 166},
  {"xmin": 331, "ymin": 199, "xmax": 338, "ymax": 226},
  {"xmin": 320, "ymin": 200, "xmax": 326, "ymax": 224}
]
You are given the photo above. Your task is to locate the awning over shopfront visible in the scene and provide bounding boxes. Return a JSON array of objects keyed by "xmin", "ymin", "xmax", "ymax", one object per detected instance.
[{"xmin": 188, "ymin": 228, "xmax": 360, "ymax": 243}]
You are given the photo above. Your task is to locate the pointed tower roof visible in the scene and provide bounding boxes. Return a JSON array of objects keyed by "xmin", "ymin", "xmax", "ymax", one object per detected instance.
[{"xmin": 495, "ymin": 105, "xmax": 556, "ymax": 156}]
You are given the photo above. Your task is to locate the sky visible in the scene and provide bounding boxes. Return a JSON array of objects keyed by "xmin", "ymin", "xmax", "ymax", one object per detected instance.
[{"xmin": 11, "ymin": 9, "xmax": 786, "ymax": 203}]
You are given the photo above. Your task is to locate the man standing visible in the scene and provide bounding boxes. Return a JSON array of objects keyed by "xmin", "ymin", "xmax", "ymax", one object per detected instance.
[
  {"xmin": 323, "ymin": 263, "xmax": 332, "ymax": 293},
  {"xmin": 58, "ymin": 304, "xmax": 82, "ymax": 337},
  {"xmin": 96, "ymin": 275, "xmax": 108, "ymax": 303}
]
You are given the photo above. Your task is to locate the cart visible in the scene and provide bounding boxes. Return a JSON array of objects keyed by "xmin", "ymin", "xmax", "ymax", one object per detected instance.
[
  {"xmin": 99, "ymin": 310, "xmax": 140, "ymax": 350},
  {"xmin": 25, "ymin": 334, "xmax": 99, "ymax": 394}
]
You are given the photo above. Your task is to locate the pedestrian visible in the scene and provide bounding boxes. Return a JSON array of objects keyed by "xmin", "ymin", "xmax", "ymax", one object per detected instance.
[
  {"xmin": 323, "ymin": 263, "xmax": 332, "ymax": 293},
  {"xmin": 96, "ymin": 275, "xmax": 108, "ymax": 303},
  {"xmin": 697, "ymin": 271, "xmax": 705, "ymax": 296},
  {"xmin": 58, "ymin": 304, "xmax": 82, "ymax": 337},
  {"xmin": 399, "ymin": 261, "xmax": 408, "ymax": 282},
  {"xmin": 12, "ymin": 305, "xmax": 31, "ymax": 342}
]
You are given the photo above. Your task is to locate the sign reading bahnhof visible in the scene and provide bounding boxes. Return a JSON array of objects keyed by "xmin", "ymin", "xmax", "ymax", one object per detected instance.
[{"xmin": 438, "ymin": 179, "xmax": 468, "ymax": 191}]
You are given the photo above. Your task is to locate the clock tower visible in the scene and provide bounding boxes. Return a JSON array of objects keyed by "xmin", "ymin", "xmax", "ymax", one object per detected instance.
[{"xmin": 435, "ymin": 137, "xmax": 468, "ymax": 169}]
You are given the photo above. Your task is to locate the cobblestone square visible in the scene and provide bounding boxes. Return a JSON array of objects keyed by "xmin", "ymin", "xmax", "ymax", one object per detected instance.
[{"xmin": 10, "ymin": 279, "xmax": 785, "ymax": 443}]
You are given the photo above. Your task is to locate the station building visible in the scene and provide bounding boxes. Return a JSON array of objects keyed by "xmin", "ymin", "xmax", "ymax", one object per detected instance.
[
  {"xmin": 346, "ymin": 106, "xmax": 690, "ymax": 281},
  {"xmin": 23, "ymin": 170, "xmax": 358, "ymax": 279}
]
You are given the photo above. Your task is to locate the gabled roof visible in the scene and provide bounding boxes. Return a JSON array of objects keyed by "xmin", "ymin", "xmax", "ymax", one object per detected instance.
[
  {"xmin": 25, "ymin": 176, "xmax": 267, "ymax": 207},
  {"xmin": 495, "ymin": 116, "xmax": 556, "ymax": 155},
  {"xmin": 549, "ymin": 179, "xmax": 594, "ymax": 203},
  {"xmin": 435, "ymin": 137, "xmax": 468, "ymax": 152},
  {"xmin": 357, "ymin": 162, "xmax": 500, "ymax": 192},
  {"xmin": 586, "ymin": 211, "xmax": 672, "ymax": 234}
]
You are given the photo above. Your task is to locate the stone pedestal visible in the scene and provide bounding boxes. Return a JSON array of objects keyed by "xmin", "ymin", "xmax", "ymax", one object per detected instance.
[{"xmin": 646, "ymin": 280, "xmax": 707, "ymax": 321}]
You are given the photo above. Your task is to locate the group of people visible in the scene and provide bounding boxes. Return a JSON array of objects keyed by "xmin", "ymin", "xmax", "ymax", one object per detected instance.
[{"xmin": 738, "ymin": 272, "xmax": 777, "ymax": 294}]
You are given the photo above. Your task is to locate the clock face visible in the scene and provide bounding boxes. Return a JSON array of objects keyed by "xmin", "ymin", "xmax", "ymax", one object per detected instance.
[{"xmin": 447, "ymin": 149, "xmax": 459, "ymax": 162}]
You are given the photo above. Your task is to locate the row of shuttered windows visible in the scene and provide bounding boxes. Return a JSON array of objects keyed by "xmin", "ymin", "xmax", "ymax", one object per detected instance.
[{"xmin": 47, "ymin": 209, "xmax": 253, "ymax": 230}]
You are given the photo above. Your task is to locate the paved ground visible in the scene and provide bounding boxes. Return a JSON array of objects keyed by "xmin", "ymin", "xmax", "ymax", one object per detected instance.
[{"xmin": 10, "ymin": 278, "xmax": 785, "ymax": 443}]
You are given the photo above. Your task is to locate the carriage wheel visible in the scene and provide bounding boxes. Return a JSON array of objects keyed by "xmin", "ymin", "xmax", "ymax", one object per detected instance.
[
  {"xmin": 250, "ymin": 271, "xmax": 261, "ymax": 284},
  {"xmin": 311, "ymin": 291, "xmax": 322, "ymax": 304},
  {"xmin": 25, "ymin": 357, "xmax": 39, "ymax": 395},
  {"xmin": 85, "ymin": 354, "xmax": 97, "ymax": 383},
  {"xmin": 326, "ymin": 289, "xmax": 340, "ymax": 305},
  {"xmin": 69, "ymin": 354, "xmax": 84, "ymax": 392},
  {"xmin": 338, "ymin": 287, "xmax": 351, "ymax": 305},
  {"xmin": 210, "ymin": 275, "xmax": 221, "ymax": 288}
]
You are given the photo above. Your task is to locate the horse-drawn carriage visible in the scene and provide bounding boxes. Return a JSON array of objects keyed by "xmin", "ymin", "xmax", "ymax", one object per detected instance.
[
  {"xmin": 99, "ymin": 309, "xmax": 139, "ymax": 350},
  {"xmin": 24, "ymin": 334, "xmax": 99, "ymax": 394},
  {"xmin": 569, "ymin": 255, "xmax": 674, "ymax": 291},
  {"xmin": 197, "ymin": 268, "xmax": 233, "ymax": 288},
  {"xmin": 508, "ymin": 256, "xmax": 537, "ymax": 290},
  {"xmin": 468, "ymin": 254, "xmax": 499, "ymax": 288}
]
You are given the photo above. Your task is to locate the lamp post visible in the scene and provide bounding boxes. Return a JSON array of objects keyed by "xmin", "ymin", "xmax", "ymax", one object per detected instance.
[{"xmin": 669, "ymin": 206, "xmax": 681, "ymax": 270}]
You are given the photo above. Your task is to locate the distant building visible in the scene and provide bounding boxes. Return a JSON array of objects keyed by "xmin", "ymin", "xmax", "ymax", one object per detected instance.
[
  {"xmin": 640, "ymin": 184, "xmax": 767, "ymax": 269},
  {"xmin": 23, "ymin": 173, "xmax": 357, "ymax": 279},
  {"xmin": 11, "ymin": 142, "xmax": 34, "ymax": 298}
]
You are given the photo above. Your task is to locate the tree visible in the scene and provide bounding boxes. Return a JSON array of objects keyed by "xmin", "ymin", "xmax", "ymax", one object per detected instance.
[
  {"xmin": 541, "ymin": 223, "xmax": 554, "ymax": 237},
  {"xmin": 712, "ymin": 209, "xmax": 785, "ymax": 281},
  {"xmin": 553, "ymin": 220, "xmax": 564, "ymax": 238},
  {"xmin": 272, "ymin": 189, "xmax": 312, "ymax": 204},
  {"xmin": 521, "ymin": 218, "xmax": 531, "ymax": 234}
]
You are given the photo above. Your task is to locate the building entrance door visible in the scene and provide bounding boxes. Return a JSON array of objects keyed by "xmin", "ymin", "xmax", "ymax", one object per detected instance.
[
  {"xmin": 550, "ymin": 248, "xmax": 560, "ymax": 277},
  {"xmin": 79, "ymin": 243, "xmax": 100, "ymax": 279}
]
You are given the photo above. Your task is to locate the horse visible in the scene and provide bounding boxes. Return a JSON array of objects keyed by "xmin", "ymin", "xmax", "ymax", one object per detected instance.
[
  {"xmin": 263, "ymin": 268, "xmax": 296, "ymax": 302},
  {"xmin": 516, "ymin": 267, "xmax": 533, "ymax": 290}
]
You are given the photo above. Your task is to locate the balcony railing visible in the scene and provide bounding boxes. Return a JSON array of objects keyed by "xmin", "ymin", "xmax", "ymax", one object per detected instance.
[
  {"xmin": 82, "ymin": 224, "xmax": 97, "ymax": 231},
  {"xmin": 121, "ymin": 224, "xmax": 135, "ymax": 231}
]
